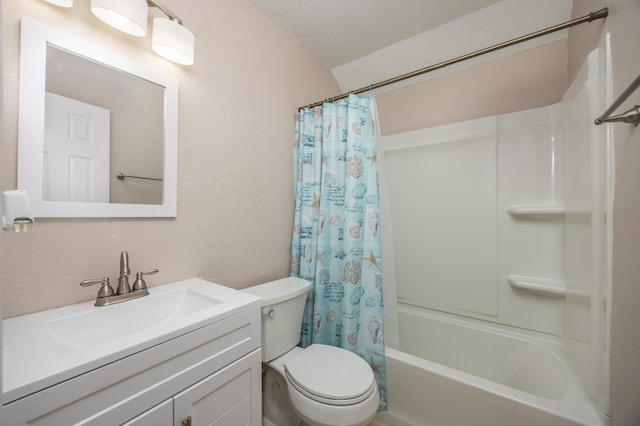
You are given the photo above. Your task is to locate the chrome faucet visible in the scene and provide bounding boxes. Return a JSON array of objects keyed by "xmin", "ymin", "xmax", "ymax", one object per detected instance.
[{"xmin": 80, "ymin": 251, "xmax": 159, "ymax": 307}]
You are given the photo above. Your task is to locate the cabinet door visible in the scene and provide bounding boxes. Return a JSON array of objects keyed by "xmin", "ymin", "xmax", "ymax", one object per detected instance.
[
  {"xmin": 173, "ymin": 349, "xmax": 262, "ymax": 426},
  {"xmin": 122, "ymin": 399, "xmax": 173, "ymax": 426}
]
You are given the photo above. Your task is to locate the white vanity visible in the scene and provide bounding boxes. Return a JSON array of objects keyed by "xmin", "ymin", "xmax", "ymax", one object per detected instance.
[{"xmin": 3, "ymin": 278, "xmax": 263, "ymax": 425}]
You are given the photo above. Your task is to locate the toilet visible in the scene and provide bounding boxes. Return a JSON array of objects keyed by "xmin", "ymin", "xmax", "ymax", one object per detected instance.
[{"xmin": 243, "ymin": 277, "xmax": 379, "ymax": 426}]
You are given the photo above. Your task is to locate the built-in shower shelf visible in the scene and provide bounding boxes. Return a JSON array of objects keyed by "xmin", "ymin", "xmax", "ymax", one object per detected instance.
[
  {"xmin": 506, "ymin": 205, "xmax": 566, "ymax": 216},
  {"xmin": 507, "ymin": 275, "xmax": 566, "ymax": 298}
]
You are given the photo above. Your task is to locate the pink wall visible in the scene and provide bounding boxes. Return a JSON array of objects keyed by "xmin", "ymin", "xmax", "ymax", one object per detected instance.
[
  {"xmin": 377, "ymin": 41, "xmax": 568, "ymax": 136},
  {"xmin": 2, "ymin": 0, "xmax": 340, "ymax": 317}
]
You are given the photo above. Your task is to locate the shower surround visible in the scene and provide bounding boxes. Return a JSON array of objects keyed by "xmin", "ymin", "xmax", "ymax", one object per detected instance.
[{"xmin": 378, "ymin": 47, "xmax": 610, "ymax": 425}]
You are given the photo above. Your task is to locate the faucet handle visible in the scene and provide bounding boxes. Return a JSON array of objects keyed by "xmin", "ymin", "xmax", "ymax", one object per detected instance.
[
  {"xmin": 80, "ymin": 277, "xmax": 115, "ymax": 298},
  {"xmin": 132, "ymin": 269, "xmax": 159, "ymax": 292}
]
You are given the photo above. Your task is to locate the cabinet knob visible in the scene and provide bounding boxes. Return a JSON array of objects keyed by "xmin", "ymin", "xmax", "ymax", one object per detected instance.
[
  {"xmin": 262, "ymin": 308, "xmax": 276, "ymax": 319},
  {"xmin": 181, "ymin": 416, "xmax": 192, "ymax": 426}
]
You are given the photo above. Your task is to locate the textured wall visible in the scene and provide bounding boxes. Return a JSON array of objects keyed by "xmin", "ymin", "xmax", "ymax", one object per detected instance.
[{"xmin": 2, "ymin": 0, "xmax": 340, "ymax": 317}]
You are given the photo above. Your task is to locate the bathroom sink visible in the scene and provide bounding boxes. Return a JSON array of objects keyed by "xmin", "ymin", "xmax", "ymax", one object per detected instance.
[
  {"xmin": 44, "ymin": 287, "xmax": 222, "ymax": 351},
  {"xmin": 3, "ymin": 278, "xmax": 262, "ymax": 404}
]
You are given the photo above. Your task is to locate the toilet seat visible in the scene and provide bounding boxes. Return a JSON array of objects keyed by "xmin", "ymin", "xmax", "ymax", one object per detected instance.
[{"xmin": 284, "ymin": 344, "xmax": 377, "ymax": 406}]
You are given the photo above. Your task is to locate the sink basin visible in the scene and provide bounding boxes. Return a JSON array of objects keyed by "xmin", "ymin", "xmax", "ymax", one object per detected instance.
[
  {"xmin": 3, "ymin": 278, "xmax": 262, "ymax": 404},
  {"xmin": 44, "ymin": 288, "xmax": 222, "ymax": 352}
]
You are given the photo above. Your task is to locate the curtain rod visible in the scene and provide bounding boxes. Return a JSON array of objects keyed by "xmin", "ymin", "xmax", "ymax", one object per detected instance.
[{"xmin": 300, "ymin": 7, "xmax": 609, "ymax": 110}]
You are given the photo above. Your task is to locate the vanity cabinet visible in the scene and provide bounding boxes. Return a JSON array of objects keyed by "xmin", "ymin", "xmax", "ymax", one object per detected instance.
[
  {"xmin": 4, "ymin": 307, "xmax": 262, "ymax": 425},
  {"xmin": 125, "ymin": 350, "xmax": 260, "ymax": 426}
]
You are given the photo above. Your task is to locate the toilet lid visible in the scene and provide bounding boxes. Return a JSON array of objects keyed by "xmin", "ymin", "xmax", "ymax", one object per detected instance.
[{"xmin": 284, "ymin": 344, "xmax": 376, "ymax": 405}]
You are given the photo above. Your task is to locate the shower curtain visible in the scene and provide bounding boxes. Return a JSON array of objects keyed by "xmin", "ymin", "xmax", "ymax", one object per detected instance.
[{"xmin": 290, "ymin": 93, "xmax": 387, "ymax": 409}]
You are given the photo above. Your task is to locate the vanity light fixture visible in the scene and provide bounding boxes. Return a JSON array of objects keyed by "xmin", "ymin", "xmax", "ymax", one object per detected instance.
[
  {"xmin": 90, "ymin": 0, "xmax": 195, "ymax": 65},
  {"xmin": 152, "ymin": 17, "xmax": 195, "ymax": 66},
  {"xmin": 42, "ymin": 0, "xmax": 74, "ymax": 8},
  {"xmin": 149, "ymin": 0, "xmax": 195, "ymax": 66},
  {"xmin": 91, "ymin": 0, "xmax": 148, "ymax": 37}
]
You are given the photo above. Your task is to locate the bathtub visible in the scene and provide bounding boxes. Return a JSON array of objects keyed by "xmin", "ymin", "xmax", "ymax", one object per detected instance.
[{"xmin": 376, "ymin": 304, "xmax": 607, "ymax": 426}]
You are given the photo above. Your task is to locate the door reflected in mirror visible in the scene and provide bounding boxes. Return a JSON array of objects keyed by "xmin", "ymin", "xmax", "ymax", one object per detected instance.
[
  {"xmin": 45, "ymin": 45, "xmax": 164, "ymax": 205},
  {"xmin": 18, "ymin": 17, "xmax": 178, "ymax": 217}
]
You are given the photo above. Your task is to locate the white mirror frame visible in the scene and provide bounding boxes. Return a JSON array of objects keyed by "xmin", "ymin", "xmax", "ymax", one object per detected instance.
[{"xmin": 17, "ymin": 16, "xmax": 178, "ymax": 217}]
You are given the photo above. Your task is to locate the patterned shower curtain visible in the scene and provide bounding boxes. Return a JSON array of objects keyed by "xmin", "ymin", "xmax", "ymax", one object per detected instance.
[{"xmin": 290, "ymin": 93, "xmax": 386, "ymax": 410}]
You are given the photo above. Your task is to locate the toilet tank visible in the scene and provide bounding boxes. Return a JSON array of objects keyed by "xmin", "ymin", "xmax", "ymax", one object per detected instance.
[{"xmin": 242, "ymin": 277, "xmax": 312, "ymax": 362}]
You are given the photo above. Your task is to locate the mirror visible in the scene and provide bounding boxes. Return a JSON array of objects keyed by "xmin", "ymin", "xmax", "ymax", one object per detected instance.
[{"xmin": 17, "ymin": 16, "xmax": 178, "ymax": 217}]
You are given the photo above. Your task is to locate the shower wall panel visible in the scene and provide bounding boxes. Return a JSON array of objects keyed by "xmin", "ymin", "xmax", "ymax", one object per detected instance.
[
  {"xmin": 497, "ymin": 107, "xmax": 565, "ymax": 336},
  {"xmin": 383, "ymin": 106, "xmax": 566, "ymax": 336},
  {"xmin": 561, "ymin": 46, "xmax": 609, "ymax": 414},
  {"xmin": 384, "ymin": 131, "xmax": 498, "ymax": 317}
]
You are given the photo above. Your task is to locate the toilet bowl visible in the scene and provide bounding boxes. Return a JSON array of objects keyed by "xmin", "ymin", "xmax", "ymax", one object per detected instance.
[
  {"xmin": 243, "ymin": 278, "xmax": 379, "ymax": 426},
  {"xmin": 270, "ymin": 344, "xmax": 379, "ymax": 426}
]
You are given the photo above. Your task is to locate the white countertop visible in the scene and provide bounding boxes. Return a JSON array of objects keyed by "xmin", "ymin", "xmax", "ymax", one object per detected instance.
[{"xmin": 3, "ymin": 278, "xmax": 261, "ymax": 404}]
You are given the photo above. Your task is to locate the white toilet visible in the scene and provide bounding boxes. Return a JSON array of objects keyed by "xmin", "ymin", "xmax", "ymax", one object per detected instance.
[{"xmin": 243, "ymin": 277, "xmax": 379, "ymax": 426}]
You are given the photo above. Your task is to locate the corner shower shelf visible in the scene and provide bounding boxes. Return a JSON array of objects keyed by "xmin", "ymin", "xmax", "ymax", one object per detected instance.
[
  {"xmin": 507, "ymin": 275, "xmax": 566, "ymax": 298},
  {"xmin": 506, "ymin": 205, "xmax": 566, "ymax": 216}
]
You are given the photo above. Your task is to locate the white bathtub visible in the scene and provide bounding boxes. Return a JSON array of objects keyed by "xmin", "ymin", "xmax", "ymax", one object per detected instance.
[{"xmin": 377, "ymin": 304, "xmax": 607, "ymax": 426}]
